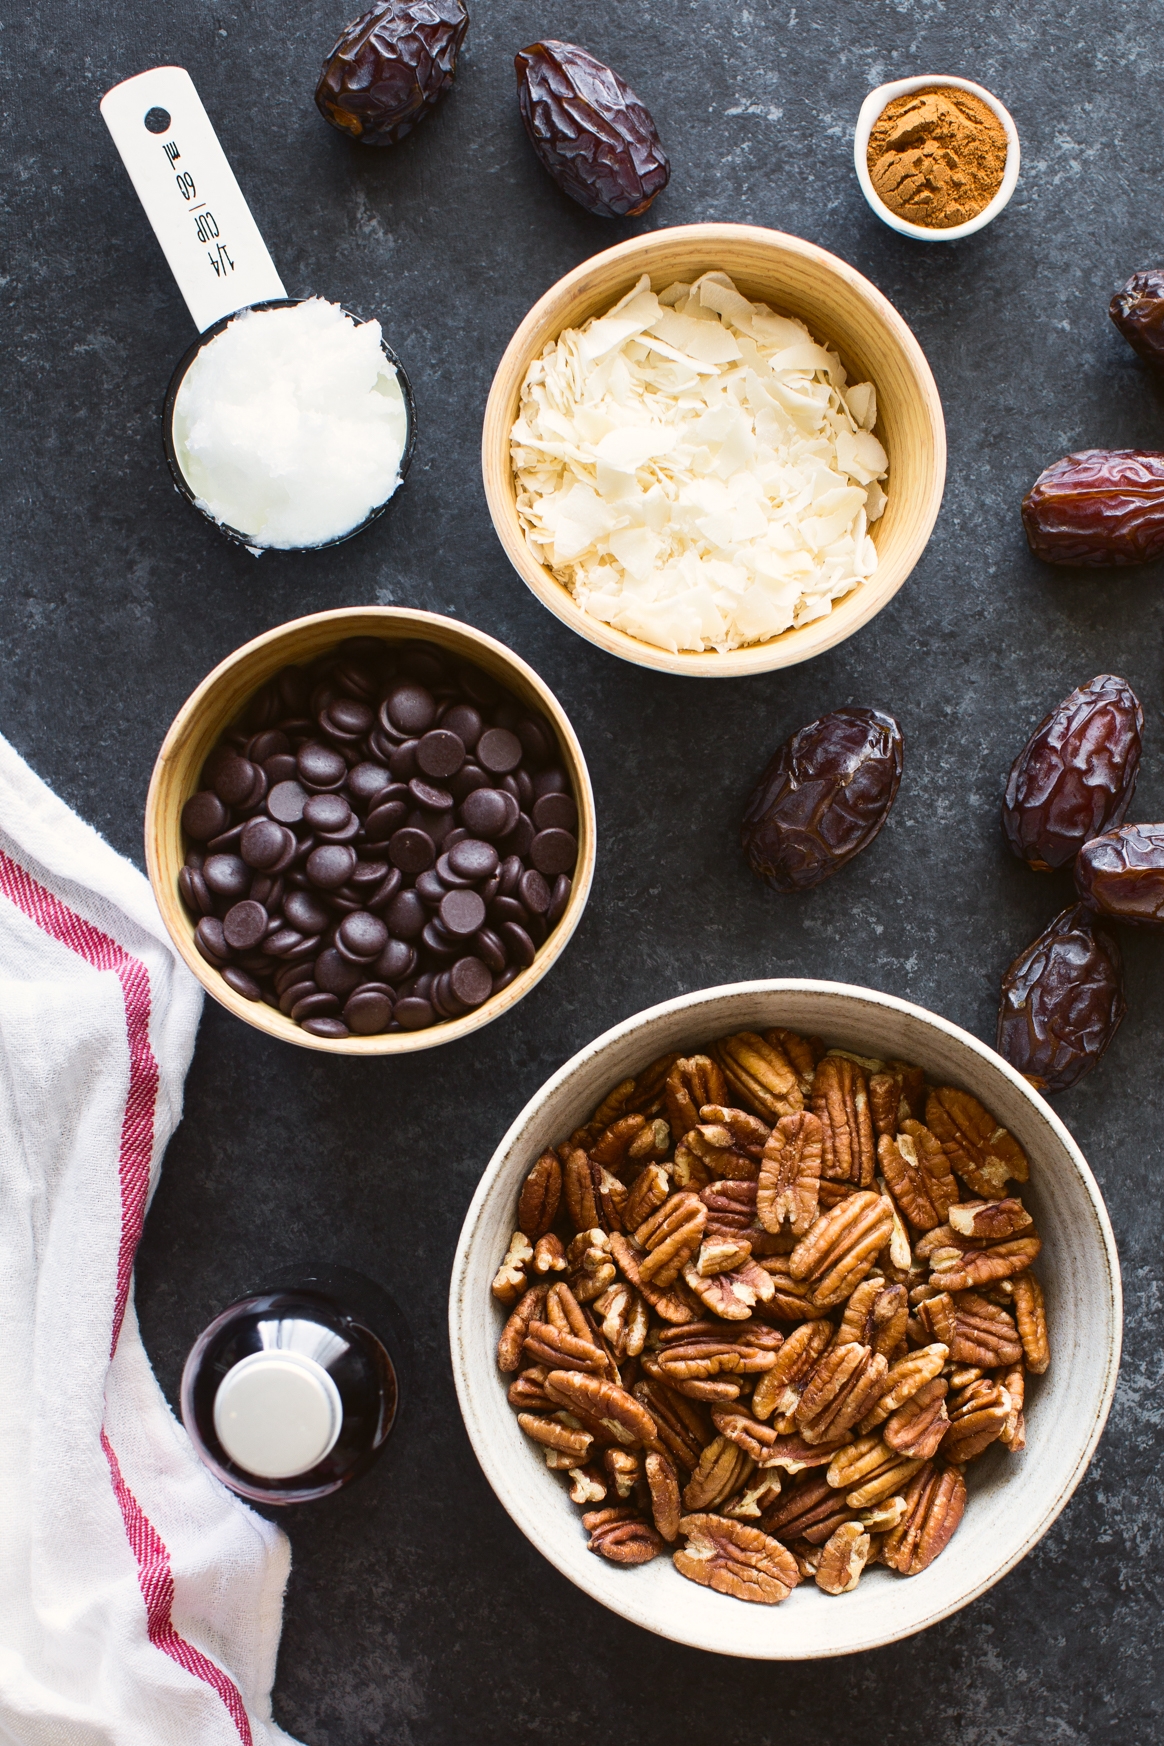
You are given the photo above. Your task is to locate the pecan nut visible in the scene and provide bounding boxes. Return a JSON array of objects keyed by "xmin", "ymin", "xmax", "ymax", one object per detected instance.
[
  {"xmin": 710, "ymin": 1406, "xmax": 783, "ymax": 1464},
  {"xmin": 644, "ymin": 1449, "xmax": 682, "ymax": 1541},
  {"xmin": 682, "ymin": 1434, "xmax": 755, "ymax": 1510},
  {"xmin": 789, "ymin": 1191, "xmax": 894, "ymax": 1308},
  {"xmin": 926, "ymin": 1087, "xmax": 1029, "ymax": 1198},
  {"xmin": 544, "ymin": 1370, "xmax": 663, "ymax": 1449},
  {"xmin": 523, "ymin": 1319, "xmax": 606, "ymax": 1373},
  {"xmin": 918, "ymin": 1290, "xmax": 1023, "ymax": 1368},
  {"xmin": 941, "ymin": 1379, "xmax": 1009, "ymax": 1461},
  {"xmin": 763, "ymin": 1472, "xmax": 853, "ymax": 1544},
  {"xmin": 928, "ymin": 1233, "xmax": 1042, "ymax": 1293},
  {"xmin": 713, "ymin": 1031, "xmax": 804, "ymax": 1120},
  {"xmin": 633, "ymin": 1378, "xmax": 710, "ymax": 1472},
  {"xmin": 753, "ymin": 1256, "xmax": 817, "ymax": 1321},
  {"xmin": 497, "ymin": 1283, "xmax": 549, "ymax": 1372},
  {"xmin": 881, "ymin": 1464, "xmax": 967, "ymax": 1575},
  {"xmin": 825, "ymin": 1434, "xmax": 924, "ymax": 1509},
  {"xmin": 764, "ymin": 1027, "xmax": 824, "ymax": 1093},
  {"xmin": 665, "ymin": 1055, "xmax": 727, "ymax": 1136},
  {"xmin": 673, "ymin": 1513, "xmax": 800, "ymax": 1604},
  {"xmin": 492, "ymin": 1230, "xmax": 534, "ymax": 1303},
  {"xmin": 858, "ymin": 1343, "xmax": 948, "ymax": 1432},
  {"xmin": 608, "ymin": 1232, "xmax": 699, "ymax": 1324},
  {"xmin": 603, "ymin": 1447, "xmax": 641, "ymax": 1498},
  {"xmin": 877, "ymin": 1126, "xmax": 957, "ymax": 1232},
  {"xmin": 882, "ymin": 1378, "xmax": 951, "ymax": 1459},
  {"xmin": 868, "ymin": 1070, "xmax": 905, "ymax": 1137},
  {"xmin": 516, "ymin": 1411, "xmax": 592, "ymax": 1459},
  {"xmin": 1009, "ymin": 1271, "xmax": 1050, "ymax": 1373},
  {"xmin": 812, "ymin": 1055, "xmax": 876, "ymax": 1187},
  {"xmin": 562, "ymin": 1146, "xmax": 603, "ymax": 1231},
  {"xmin": 593, "ymin": 1281, "xmax": 650, "ymax": 1358},
  {"xmin": 583, "ymin": 1507, "xmax": 663, "ymax": 1565},
  {"xmin": 531, "ymin": 1233, "xmax": 567, "ymax": 1276},
  {"xmin": 567, "ymin": 1464, "xmax": 607, "ymax": 1506},
  {"xmin": 565, "ymin": 1228, "xmax": 616, "ymax": 1304},
  {"xmin": 589, "ymin": 1114, "xmax": 648, "ymax": 1171},
  {"xmin": 721, "ymin": 1476, "xmax": 784, "ymax": 1520},
  {"xmin": 751, "ymin": 1318, "xmax": 834, "ymax": 1421},
  {"xmin": 636, "ymin": 1192, "xmax": 707, "ymax": 1286},
  {"xmin": 757, "ymin": 1111, "xmax": 823, "ymax": 1236},
  {"xmin": 623, "ymin": 1162, "xmax": 670, "ymax": 1230},
  {"xmin": 815, "ymin": 1520, "xmax": 871, "ymax": 1594},
  {"xmin": 837, "ymin": 1276, "xmax": 908, "ymax": 1358},
  {"xmin": 948, "ymin": 1197, "xmax": 1034, "ymax": 1241},
  {"xmin": 518, "ymin": 1151, "xmax": 562, "ymax": 1240},
  {"xmin": 796, "ymin": 1343, "xmax": 889, "ymax": 1444}
]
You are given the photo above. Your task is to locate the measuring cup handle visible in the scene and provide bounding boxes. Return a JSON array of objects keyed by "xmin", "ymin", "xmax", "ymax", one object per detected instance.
[{"xmin": 101, "ymin": 66, "xmax": 287, "ymax": 333}]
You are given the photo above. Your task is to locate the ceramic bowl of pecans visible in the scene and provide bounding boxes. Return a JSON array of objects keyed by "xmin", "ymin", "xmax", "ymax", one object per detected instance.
[{"xmin": 449, "ymin": 981, "xmax": 1121, "ymax": 1657}]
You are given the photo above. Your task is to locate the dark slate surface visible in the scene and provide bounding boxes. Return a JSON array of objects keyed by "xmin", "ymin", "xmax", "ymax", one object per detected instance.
[{"xmin": 3, "ymin": 0, "xmax": 1162, "ymax": 1740}]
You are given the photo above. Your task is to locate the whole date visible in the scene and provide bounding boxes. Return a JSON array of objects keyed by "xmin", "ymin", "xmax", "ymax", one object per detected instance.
[
  {"xmin": 1002, "ymin": 675, "xmax": 1142, "ymax": 871},
  {"xmin": 515, "ymin": 41, "xmax": 669, "ymax": 218},
  {"xmin": 1109, "ymin": 269, "xmax": 1164, "ymax": 370},
  {"xmin": 997, "ymin": 904, "xmax": 1125, "ymax": 1094},
  {"xmin": 741, "ymin": 707, "xmax": 903, "ymax": 892},
  {"xmin": 1075, "ymin": 822, "xmax": 1164, "ymax": 925},
  {"xmin": 315, "ymin": 0, "xmax": 469, "ymax": 147},
  {"xmin": 1021, "ymin": 449, "xmax": 1164, "ymax": 566}
]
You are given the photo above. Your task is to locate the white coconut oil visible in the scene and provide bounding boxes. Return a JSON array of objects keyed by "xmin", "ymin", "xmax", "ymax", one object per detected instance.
[{"xmin": 171, "ymin": 297, "xmax": 409, "ymax": 550}]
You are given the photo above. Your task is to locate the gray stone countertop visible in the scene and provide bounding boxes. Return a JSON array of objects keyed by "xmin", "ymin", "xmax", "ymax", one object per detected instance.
[{"xmin": 2, "ymin": 0, "xmax": 1161, "ymax": 1740}]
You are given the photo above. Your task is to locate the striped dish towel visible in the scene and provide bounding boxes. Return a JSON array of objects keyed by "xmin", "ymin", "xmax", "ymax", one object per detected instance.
[{"xmin": 0, "ymin": 734, "xmax": 300, "ymax": 1746}]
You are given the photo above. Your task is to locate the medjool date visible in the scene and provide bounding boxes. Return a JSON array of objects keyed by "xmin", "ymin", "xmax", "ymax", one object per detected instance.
[
  {"xmin": 1075, "ymin": 822, "xmax": 1164, "ymax": 925},
  {"xmin": 1002, "ymin": 675, "xmax": 1142, "ymax": 871},
  {"xmin": 316, "ymin": 0, "xmax": 469, "ymax": 147},
  {"xmin": 1021, "ymin": 449, "xmax": 1164, "ymax": 565},
  {"xmin": 997, "ymin": 904, "xmax": 1125, "ymax": 1094},
  {"xmin": 515, "ymin": 41, "xmax": 669, "ymax": 218},
  {"xmin": 1109, "ymin": 269, "xmax": 1164, "ymax": 369},
  {"xmin": 741, "ymin": 707, "xmax": 903, "ymax": 892}
]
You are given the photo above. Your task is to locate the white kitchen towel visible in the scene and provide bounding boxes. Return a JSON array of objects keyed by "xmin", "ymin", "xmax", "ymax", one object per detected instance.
[{"xmin": 0, "ymin": 733, "xmax": 301, "ymax": 1746}]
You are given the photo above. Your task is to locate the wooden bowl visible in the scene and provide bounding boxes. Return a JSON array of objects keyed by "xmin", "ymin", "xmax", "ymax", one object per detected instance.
[
  {"xmin": 482, "ymin": 224, "xmax": 947, "ymax": 678},
  {"xmin": 145, "ymin": 607, "xmax": 596, "ymax": 1054},
  {"xmin": 450, "ymin": 980, "xmax": 1121, "ymax": 1655}
]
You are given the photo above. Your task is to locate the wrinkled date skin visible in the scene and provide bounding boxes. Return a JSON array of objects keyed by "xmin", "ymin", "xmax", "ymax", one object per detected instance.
[
  {"xmin": 1075, "ymin": 822, "xmax": 1164, "ymax": 924},
  {"xmin": 741, "ymin": 707, "xmax": 903, "ymax": 892},
  {"xmin": 1109, "ymin": 269, "xmax": 1164, "ymax": 369},
  {"xmin": 315, "ymin": 0, "xmax": 469, "ymax": 146},
  {"xmin": 1002, "ymin": 674, "xmax": 1142, "ymax": 871},
  {"xmin": 997, "ymin": 904, "xmax": 1125, "ymax": 1094},
  {"xmin": 515, "ymin": 41, "xmax": 670, "ymax": 218},
  {"xmin": 1021, "ymin": 449, "xmax": 1164, "ymax": 566}
]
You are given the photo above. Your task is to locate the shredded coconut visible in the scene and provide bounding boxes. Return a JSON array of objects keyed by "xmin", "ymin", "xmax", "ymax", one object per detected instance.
[
  {"xmin": 172, "ymin": 298, "xmax": 409, "ymax": 550},
  {"xmin": 510, "ymin": 271, "xmax": 887, "ymax": 654}
]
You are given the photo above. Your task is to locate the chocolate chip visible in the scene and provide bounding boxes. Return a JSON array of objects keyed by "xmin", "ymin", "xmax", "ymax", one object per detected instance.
[
  {"xmin": 268, "ymin": 780, "xmax": 308, "ymax": 824},
  {"xmin": 283, "ymin": 889, "xmax": 330, "ymax": 934},
  {"xmin": 203, "ymin": 854, "xmax": 251, "ymax": 898},
  {"xmin": 532, "ymin": 792, "xmax": 578, "ymax": 833},
  {"xmin": 195, "ymin": 917, "xmax": 230, "ymax": 964},
  {"xmin": 472, "ymin": 928, "xmax": 507, "ymax": 974},
  {"xmin": 385, "ymin": 888, "xmax": 427, "ymax": 939},
  {"xmin": 182, "ymin": 790, "xmax": 229, "ymax": 841},
  {"xmin": 241, "ymin": 818, "xmax": 294, "ymax": 871},
  {"xmin": 347, "ymin": 761, "xmax": 394, "ymax": 806},
  {"xmin": 365, "ymin": 799, "xmax": 410, "ymax": 842},
  {"xmin": 449, "ymin": 955, "xmax": 492, "ymax": 1007},
  {"xmin": 416, "ymin": 729, "xmax": 466, "ymax": 779},
  {"xmin": 447, "ymin": 837, "xmax": 500, "ymax": 881},
  {"xmin": 434, "ymin": 852, "xmax": 475, "ymax": 889},
  {"xmin": 518, "ymin": 868, "xmax": 551, "ymax": 915},
  {"xmin": 223, "ymin": 900, "xmax": 269, "ymax": 950},
  {"xmin": 385, "ymin": 682, "xmax": 436, "ymax": 735},
  {"xmin": 213, "ymin": 756, "xmax": 259, "ymax": 807},
  {"xmin": 389, "ymin": 828, "xmax": 435, "ymax": 874},
  {"xmin": 297, "ymin": 743, "xmax": 348, "ymax": 790},
  {"xmin": 301, "ymin": 1016, "xmax": 351, "ymax": 1039},
  {"xmin": 530, "ymin": 827, "xmax": 577, "ymax": 876},
  {"xmin": 375, "ymin": 938, "xmax": 417, "ymax": 982},
  {"xmin": 441, "ymin": 704, "xmax": 482, "ymax": 748},
  {"xmin": 451, "ymin": 763, "xmax": 490, "ymax": 802},
  {"xmin": 367, "ymin": 867, "xmax": 404, "ymax": 911},
  {"xmin": 222, "ymin": 966, "xmax": 263, "ymax": 1001},
  {"xmin": 302, "ymin": 793, "xmax": 349, "ymax": 833},
  {"xmin": 394, "ymin": 996, "xmax": 435, "ymax": 1030},
  {"xmin": 517, "ymin": 716, "xmax": 556, "ymax": 768},
  {"xmin": 207, "ymin": 822, "xmax": 246, "ymax": 854},
  {"xmin": 499, "ymin": 813, "xmax": 534, "ymax": 860},
  {"xmin": 415, "ymin": 869, "xmax": 450, "ymax": 906},
  {"xmin": 307, "ymin": 844, "xmax": 358, "ymax": 888},
  {"xmin": 329, "ymin": 698, "xmax": 374, "ymax": 737},
  {"xmin": 338, "ymin": 911, "xmax": 389, "ymax": 961},
  {"xmin": 279, "ymin": 977, "xmax": 318, "ymax": 1014},
  {"xmin": 178, "ymin": 866, "xmax": 215, "ymax": 917},
  {"xmin": 500, "ymin": 921, "xmax": 536, "ymax": 968},
  {"xmin": 264, "ymin": 754, "xmax": 299, "ymax": 784},
  {"xmin": 439, "ymin": 888, "xmax": 486, "ymax": 937},
  {"xmin": 477, "ymin": 727, "xmax": 523, "ymax": 774},
  {"xmin": 409, "ymin": 777, "xmax": 454, "ymax": 813},
  {"xmin": 389, "ymin": 740, "xmax": 419, "ymax": 781},
  {"xmin": 249, "ymin": 730, "xmax": 290, "ymax": 763},
  {"xmin": 344, "ymin": 989, "xmax": 394, "ymax": 1034},
  {"xmin": 547, "ymin": 874, "xmax": 571, "ymax": 926},
  {"xmin": 459, "ymin": 787, "xmax": 512, "ymax": 840},
  {"xmin": 314, "ymin": 948, "xmax": 364, "ymax": 996},
  {"xmin": 534, "ymin": 767, "xmax": 569, "ymax": 798}
]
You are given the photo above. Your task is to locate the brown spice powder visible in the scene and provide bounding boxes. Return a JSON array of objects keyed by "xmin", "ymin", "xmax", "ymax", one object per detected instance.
[{"xmin": 867, "ymin": 87, "xmax": 1008, "ymax": 229}]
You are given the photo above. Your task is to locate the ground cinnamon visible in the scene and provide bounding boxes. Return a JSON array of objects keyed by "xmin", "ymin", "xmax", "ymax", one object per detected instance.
[{"xmin": 867, "ymin": 87, "xmax": 1007, "ymax": 229}]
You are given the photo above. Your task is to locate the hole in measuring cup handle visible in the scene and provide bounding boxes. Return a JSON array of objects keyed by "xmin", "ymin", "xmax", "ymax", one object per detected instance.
[{"xmin": 160, "ymin": 296, "xmax": 417, "ymax": 552}]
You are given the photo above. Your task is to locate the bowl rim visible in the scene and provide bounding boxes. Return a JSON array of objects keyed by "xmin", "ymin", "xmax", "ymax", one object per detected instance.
[
  {"xmin": 481, "ymin": 222, "xmax": 946, "ymax": 679},
  {"xmin": 853, "ymin": 76, "xmax": 1022, "ymax": 242},
  {"xmin": 144, "ymin": 605, "xmax": 596, "ymax": 1054},
  {"xmin": 448, "ymin": 976, "xmax": 1123, "ymax": 1656}
]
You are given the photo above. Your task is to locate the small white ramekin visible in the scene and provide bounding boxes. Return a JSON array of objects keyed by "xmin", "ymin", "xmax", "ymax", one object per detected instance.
[{"xmin": 854, "ymin": 75, "xmax": 1020, "ymax": 243}]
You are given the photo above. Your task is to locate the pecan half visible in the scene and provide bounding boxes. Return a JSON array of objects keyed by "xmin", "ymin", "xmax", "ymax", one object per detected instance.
[
  {"xmin": 751, "ymin": 1319, "xmax": 834, "ymax": 1421},
  {"xmin": 837, "ymin": 1276, "xmax": 908, "ymax": 1358},
  {"xmin": 507, "ymin": 1365, "xmax": 553, "ymax": 1411},
  {"xmin": 665, "ymin": 1055, "xmax": 727, "ymax": 1136},
  {"xmin": 567, "ymin": 1464, "xmax": 607, "ymax": 1506},
  {"xmin": 518, "ymin": 1152, "xmax": 562, "ymax": 1240},
  {"xmin": 682, "ymin": 1257, "xmax": 775, "ymax": 1320},
  {"xmin": 789, "ymin": 1191, "xmax": 894, "ymax": 1309},
  {"xmin": 858, "ymin": 1343, "xmax": 948, "ymax": 1432},
  {"xmin": 644, "ymin": 1449, "xmax": 682, "ymax": 1541},
  {"xmin": 812, "ymin": 1055, "xmax": 876, "ymax": 1187},
  {"xmin": 636, "ymin": 1192, "xmax": 707, "ymax": 1286},
  {"xmin": 928, "ymin": 1233, "xmax": 1042, "ymax": 1293},
  {"xmin": 492, "ymin": 1230, "xmax": 533, "ymax": 1303},
  {"xmin": 711, "ymin": 1406, "xmax": 784, "ymax": 1465},
  {"xmin": 797, "ymin": 1344, "xmax": 889, "ymax": 1444},
  {"xmin": 999, "ymin": 1362, "xmax": 1026, "ymax": 1451},
  {"xmin": 713, "ymin": 1031, "xmax": 804, "ymax": 1120},
  {"xmin": 674, "ymin": 1513, "xmax": 800, "ymax": 1604},
  {"xmin": 603, "ymin": 1446, "xmax": 641, "ymax": 1498},
  {"xmin": 881, "ymin": 1464, "xmax": 967, "ymax": 1575},
  {"xmin": 722, "ymin": 1475, "xmax": 784, "ymax": 1519},
  {"xmin": 757, "ymin": 1111, "xmax": 823, "ymax": 1236},
  {"xmin": 815, "ymin": 1520, "xmax": 871, "ymax": 1594},
  {"xmin": 877, "ymin": 1129, "xmax": 950, "ymax": 1232},
  {"xmin": 868, "ymin": 1071, "xmax": 905, "ymax": 1137},
  {"xmin": 764, "ymin": 1027, "xmax": 824, "ymax": 1093},
  {"xmin": 882, "ymin": 1378, "xmax": 950, "ymax": 1459},
  {"xmin": 497, "ymin": 1283, "xmax": 548, "ymax": 1372},
  {"xmin": 763, "ymin": 1472, "xmax": 853, "ymax": 1544},
  {"xmin": 593, "ymin": 1281, "xmax": 650, "ymax": 1358},
  {"xmin": 531, "ymin": 1233, "xmax": 567, "ymax": 1276},
  {"xmin": 562, "ymin": 1147, "xmax": 602, "ymax": 1231},
  {"xmin": 523, "ymin": 1319, "xmax": 606, "ymax": 1374},
  {"xmin": 941, "ymin": 1379, "xmax": 1009, "ymax": 1461},
  {"xmin": 1010, "ymin": 1272, "xmax": 1050, "ymax": 1373},
  {"xmin": 589, "ymin": 1114, "xmax": 648, "ymax": 1171},
  {"xmin": 695, "ymin": 1236, "xmax": 754, "ymax": 1276},
  {"xmin": 948, "ymin": 1198, "xmax": 1034, "ymax": 1240},
  {"xmin": 565, "ymin": 1228, "xmax": 616, "ymax": 1304},
  {"xmin": 918, "ymin": 1290, "xmax": 1023, "ymax": 1368},
  {"xmin": 926, "ymin": 1087, "xmax": 1029, "ymax": 1198},
  {"xmin": 825, "ymin": 1435, "xmax": 925, "ymax": 1509},
  {"xmin": 623, "ymin": 1162, "xmax": 670, "ymax": 1230},
  {"xmin": 857, "ymin": 1494, "xmax": 909, "ymax": 1533},
  {"xmin": 633, "ymin": 1379, "xmax": 710, "ymax": 1471},
  {"xmin": 544, "ymin": 1370, "xmax": 663, "ymax": 1450},
  {"xmin": 682, "ymin": 1434, "xmax": 755, "ymax": 1509},
  {"xmin": 755, "ymin": 1433, "xmax": 852, "ymax": 1473},
  {"xmin": 608, "ymin": 1233, "xmax": 698, "ymax": 1324},
  {"xmin": 517, "ymin": 1412, "xmax": 592, "ymax": 1459},
  {"xmin": 583, "ymin": 1507, "xmax": 663, "ymax": 1565},
  {"xmin": 628, "ymin": 1053, "xmax": 683, "ymax": 1117}
]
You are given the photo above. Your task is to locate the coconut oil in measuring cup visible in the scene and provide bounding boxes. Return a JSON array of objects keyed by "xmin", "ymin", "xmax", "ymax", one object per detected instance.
[{"xmin": 101, "ymin": 68, "xmax": 414, "ymax": 552}]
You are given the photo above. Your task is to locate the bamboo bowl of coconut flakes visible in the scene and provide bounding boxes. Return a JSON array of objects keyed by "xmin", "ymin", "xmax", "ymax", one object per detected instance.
[{"xmin": 482, "ymin": 225, "xmax": 946, "ymax": 678}]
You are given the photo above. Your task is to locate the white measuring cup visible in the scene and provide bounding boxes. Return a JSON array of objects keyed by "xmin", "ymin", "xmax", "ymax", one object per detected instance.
[{"xmin": 101, "ymin": 67, "xmax": 415, "ymax": 551}]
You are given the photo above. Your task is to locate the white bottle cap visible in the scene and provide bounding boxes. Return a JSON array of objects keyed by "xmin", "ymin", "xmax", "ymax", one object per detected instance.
[{"xmin": 213, "ymin": 1350, "xmax": 343, "ymax": 1479}]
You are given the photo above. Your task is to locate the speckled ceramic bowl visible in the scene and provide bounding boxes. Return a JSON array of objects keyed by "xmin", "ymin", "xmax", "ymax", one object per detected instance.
[{"xmin": 449, "ymin": 980, "xmax": 1121, "ymax": 1657}]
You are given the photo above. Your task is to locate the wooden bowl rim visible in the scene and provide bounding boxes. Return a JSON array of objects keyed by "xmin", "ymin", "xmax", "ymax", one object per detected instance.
[
  {"xmin": 482, "ymin": 222, "xmax": 947, "ymax": 678},
  {"xmin": 145, "ymin": 606, "xmax": 596, "ymax": 1053}
]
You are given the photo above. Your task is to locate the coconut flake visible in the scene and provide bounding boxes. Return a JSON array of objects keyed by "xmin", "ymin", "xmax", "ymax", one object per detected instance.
[{"xmin": 510, "ymin": 271, "xmax": 889, "ymax": 654}]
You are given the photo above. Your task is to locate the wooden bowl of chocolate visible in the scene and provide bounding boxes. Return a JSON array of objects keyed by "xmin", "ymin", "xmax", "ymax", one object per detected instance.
[
  {"xmin": 482, "ymin": 223, "xmax": 946, "ymax": 678},
  {"xmin": 450, "ymin": 981, "xmax": 1121, "ymax": 1655},
  {"xmin": 146, "ymin": 608, "xmax": 595, "ymax": 1053}
]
